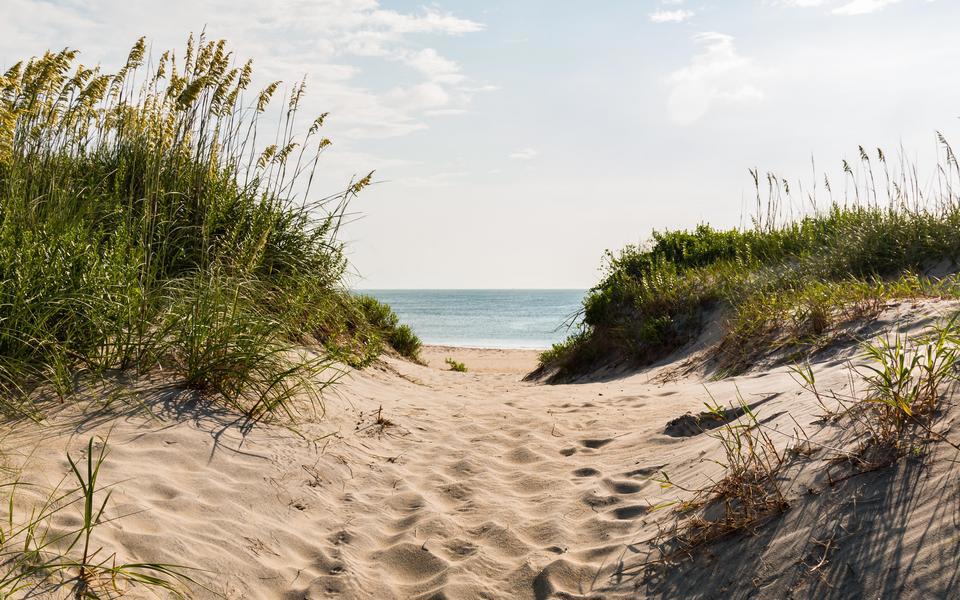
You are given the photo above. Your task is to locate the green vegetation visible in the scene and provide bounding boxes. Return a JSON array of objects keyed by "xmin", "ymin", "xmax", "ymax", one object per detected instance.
[
  {"xmin": 0, "ymin": 36, "xmax": 419, "ymax": 421},
  {"xmin": 796, "ymin": 314, "xmax": 960, "ymax": 460},
  {"xmin": 540, "ymin": 145, "xmax": 960, "ymax": 379},
  {"xmin": 353, "ymin": 295, "xmax": 423, "ymax": 362},
  {"xmin": 655, "ymin": 390, "xmax": 788, "ymax": 550},
  {"xmin": 0, "ymin": 438, "xmax": 193, "ymax": 597},
  {"xmin": 445, "ymin": 358, "xmax": 468, "ymax": 372},
  {"xmin": 637, "ymin": 315, "xmax": 960, "ymax": 573}
]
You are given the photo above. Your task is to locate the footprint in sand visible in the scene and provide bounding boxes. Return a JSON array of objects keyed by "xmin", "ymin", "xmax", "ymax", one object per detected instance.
[
  {"xmin": 442, "ymin": 538, "xmax": 479, "ymax": 560},
  {"xmin": 371, "ymin": 543, "xmax": 448, "ymax": 582},
  {"xmin": 611, "ymin": 505, "xmax": 648, "ymax": 520},
  {"xmin": 603, "ymin": 479, "xmax": 644, "ymax": 494},
  {"xmin": 581, "ymin": 491, "xmax": 621, "ymax": 509},
  {"xmin": 624, "ymin": 465, "xmax": 665, "ymax": 478},
  {"xmin": 504, "ymin": 446, "xmax": 543, "ymax": 464},
  {"xmin": 579, "ymin": 438, "xmax": 613, "ymax": 449}
]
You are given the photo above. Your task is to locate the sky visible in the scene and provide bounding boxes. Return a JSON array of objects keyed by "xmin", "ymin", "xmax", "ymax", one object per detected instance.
[{"xmin": 2, "ymin": 0, "xmax": 959, "ymax": 288}]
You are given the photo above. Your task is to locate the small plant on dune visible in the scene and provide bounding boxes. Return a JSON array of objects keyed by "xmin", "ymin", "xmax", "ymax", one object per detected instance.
[
  {"xmin": 626, "ymin": 390, "xmax": 789, "ymax": 578},
  {"xmin": 857, "ymin": 316, "xmax": 959, "ymax": 444},
  {"xmin": 0, "ymin": 438, "xmax": 193, "ymax": 598},
  {"xmin": 794, "ymin": 314, "xmax": 960, "ymax": 466},
  {"xmin": 659, "ymin": 391, "xmax": 787, "ymax": 547},
  {"xmin": 697, "ymin": 394, "xmax": 787, "ymax": 533},
  {"xmin": 632, "ymin": 315, "xmax": 960, "ymax": 582},
  {"xmin": 625, "ymin": 317, "xmax": 960, "ymax": 584},
  {"xmin": 445, "ymin": 358, "xmax": 468, "ymax": 372}
]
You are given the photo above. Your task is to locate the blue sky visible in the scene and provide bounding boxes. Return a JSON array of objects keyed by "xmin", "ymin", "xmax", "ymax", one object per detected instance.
[{"xmin": 2, "ymin": 0, "xmax": 959, "ymax": 287}]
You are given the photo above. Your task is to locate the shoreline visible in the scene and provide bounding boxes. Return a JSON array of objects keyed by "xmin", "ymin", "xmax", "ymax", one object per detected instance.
[{"xmin": 422, "ymin": 343, "xmax": 548, "ymax": 351}]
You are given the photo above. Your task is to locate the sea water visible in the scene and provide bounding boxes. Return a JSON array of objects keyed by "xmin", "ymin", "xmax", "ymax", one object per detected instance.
[{"xmin": 356, "ymin": 289, "xmax": 585, "ymax": 349}]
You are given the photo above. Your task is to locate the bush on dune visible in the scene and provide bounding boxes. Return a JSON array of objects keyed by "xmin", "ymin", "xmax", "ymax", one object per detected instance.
[
  {"xmin": 542, "ymin": 148, "xmax": 960, "ymax": 379},
  {"xmin": 353, "ymin": 295, "xmax": 423, "ymax": 362},
  {"xmin": 0, "ymin": 35, "xmax": 414, "ymax": 420}
]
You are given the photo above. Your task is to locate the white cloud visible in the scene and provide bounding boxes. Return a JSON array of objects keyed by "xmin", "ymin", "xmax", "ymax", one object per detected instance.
[
  {"xmin": 780, "ymin": 0, "xmax": 831, "ymax": 6},
  {"xmin": 509, "ymin": 147, "xmax": 539, "ymax": 160},
  {"xmin": 782, "ymin": 0, "xmax": 918, "ymax": 14},
  {"xmin": 666, "ymin": 32, "xmax": 764, "ymax": 124},
  {"xmin": 650, "ymin": 9, "xmax": 695, "ymax": 23},
  {"xmin": 0, "ymin": 0, "xmax": 488, "ymax": 142},
  {"xmin": 400, "ymin": 48, "xmax": 465, "ymax": 84},
  {"xmin": 832, "ymin": 0, "xmax": 903, "ymax": 15}
]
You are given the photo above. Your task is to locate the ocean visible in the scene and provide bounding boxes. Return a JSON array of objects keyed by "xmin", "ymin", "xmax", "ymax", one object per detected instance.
[{"xmin": 357, "ymin": 289, "xmax": 586, "ymax": 349}]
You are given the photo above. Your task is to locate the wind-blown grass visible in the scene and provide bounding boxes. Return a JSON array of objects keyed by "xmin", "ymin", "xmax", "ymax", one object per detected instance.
[
  {"xmin": 539, "ymin": 141, "xmax": 960, "ymax": 380},
  {"xmin": 0, "ymin": 438, "xmax": 194, "ymax": 598},
  {"xmin": 0, "ymin": 35, "xmax": 413, "ymax": 419},
  {"xmin": 795, "ymin": 314, "xmax": 960, "ymax": 462}
]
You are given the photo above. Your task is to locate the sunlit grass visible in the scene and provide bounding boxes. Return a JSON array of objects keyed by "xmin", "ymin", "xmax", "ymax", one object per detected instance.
[
  {"xmin": 540, "ymin": 141, "xmax": 960, "ymax": 379},
  {"xmin": 0, "ymin": 438, "xmax": 194, "ymax": 598},
  {"xmin": 0, "ymin": 35, "xmax": 421, "ymax": 419}
]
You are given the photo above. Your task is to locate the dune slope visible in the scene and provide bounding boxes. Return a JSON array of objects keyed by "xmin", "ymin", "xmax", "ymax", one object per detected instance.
[{"xmin": 6, "ymin": 301, "xmax": 960, "ymax": 599}]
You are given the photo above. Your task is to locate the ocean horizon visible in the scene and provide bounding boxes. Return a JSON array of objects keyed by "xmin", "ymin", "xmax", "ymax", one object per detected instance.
[{"xmin": 357, "ymin": 289, "xmax": 585, "ymax": 349}]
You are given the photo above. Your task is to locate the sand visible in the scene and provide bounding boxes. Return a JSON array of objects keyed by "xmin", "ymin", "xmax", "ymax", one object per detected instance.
[
  {"xmin": 6, "ymin": 302, "xmax": 960, "ymax": 599},
  {"xmin": 418, "ymin": 345, "xmax": 541, "ymax": 374}
]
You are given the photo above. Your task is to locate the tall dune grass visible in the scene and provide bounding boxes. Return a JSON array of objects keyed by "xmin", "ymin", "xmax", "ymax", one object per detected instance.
[
  {"xmin": 540, "ymin": 140, "xmax": 960, "ymax": 379},
  {"xmin": 0, "ymin": 35, "xmax": 415, "ymax": 419}
]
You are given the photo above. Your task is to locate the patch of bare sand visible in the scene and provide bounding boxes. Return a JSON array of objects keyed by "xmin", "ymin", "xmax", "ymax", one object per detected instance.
[
  {"xmin": 4, "ymin": 299, "xmax": 960, "ymax": 599},
  {"xmin": 420, "ymin": 345, "xmax": 541, "ymax": 375}
]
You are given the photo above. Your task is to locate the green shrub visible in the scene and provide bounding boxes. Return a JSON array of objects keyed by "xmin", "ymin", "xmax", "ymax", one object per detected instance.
[
  {"xmin": 345, "ymin": 295, "xmax": 422, "ymax": 363},
  {"xmin": 445, "ymin": 358, "xmax": 467, "ymax": 372},
  {"xmin": 390, "ymin": 325, "xmax": 423, "ymax": 361},
  {"xmin": 355, "ymin": 295, "xmax": 400, "ymax": 331}
]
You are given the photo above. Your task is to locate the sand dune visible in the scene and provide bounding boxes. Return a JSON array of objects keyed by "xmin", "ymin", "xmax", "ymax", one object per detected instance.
[{"xmin": 6, "ymin": 301, "xmax": 960, "ymax": 598}]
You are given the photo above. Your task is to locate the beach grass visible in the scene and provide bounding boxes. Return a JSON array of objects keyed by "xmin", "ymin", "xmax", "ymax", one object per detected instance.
[
  {"xmin": 539, "ymin": 142, "xmax": 960, "ymax": 379},
  {"xmin": 0, "ymin": 437, "xmax": 194, "ymax": 598},
  {"xmin": 794, "ymin": 314, "xmax": 960, "ymax": 462},
  {"xmin": 0, "ymin": 35, "xmax": 419, "ymax": 420}
]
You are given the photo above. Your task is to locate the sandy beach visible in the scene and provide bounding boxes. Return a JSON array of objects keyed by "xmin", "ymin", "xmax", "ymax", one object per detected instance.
[
  {"xmin": 4, "ymin": 300, "xmax": 958, "ymax": 599},
  {"xmin": 418, "ymin": 345, "xmax": 542, "ymax": 374},
  {"xmin": 6, "ymin": 6, "xmax": 960, "ymax": 598}
]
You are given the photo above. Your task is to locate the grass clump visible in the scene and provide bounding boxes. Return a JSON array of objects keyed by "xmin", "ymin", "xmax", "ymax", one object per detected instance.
[
  {"xmin": 541, "ymin": 143, "xmax": 960, "ymax": 380},
  {"xmin": 630, "ymin": 390, "xmax": 790, "ymax": 576},
  {"xmin": 445, "ymin": 358, "xmax": 467, "ymax": 372},
  {"xmin": 0, "ymin": 35, "xmax": 413, "ymax": 420},
  {"xmin": 352, "ymin": 295, "xmax": 422, "ymax": 362},
  {"xmin": 795, "ymin": 314, "xmax": 960, "ymax": 464},
  {"xmin": 656, "ymin": 392, "xmax": 787, "ymax": 546},
  {"xmin": 0, "ymin": 438, "xmax": 193, "ymax": 598},
  {"xmin": 625, "ymin": 315, "xmax": 960, "ymax": 579}
]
